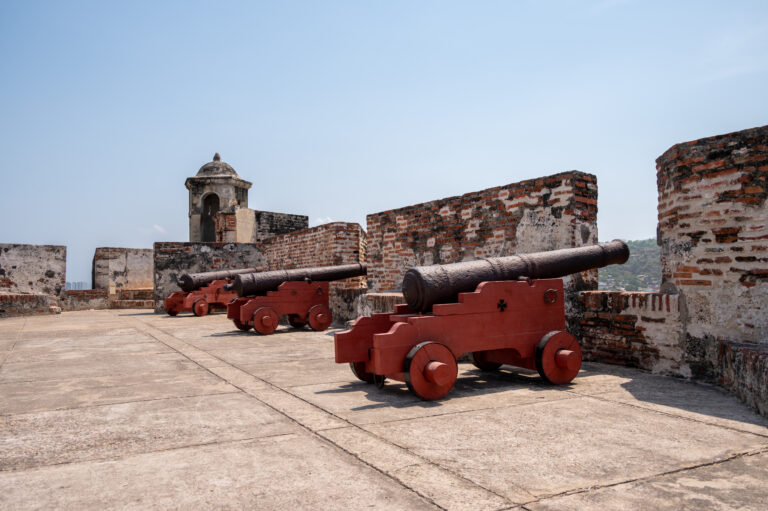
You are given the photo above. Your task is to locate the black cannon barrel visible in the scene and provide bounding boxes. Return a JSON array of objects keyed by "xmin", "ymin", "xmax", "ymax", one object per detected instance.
[
  {"xmin": 178, "ymin": 267, "xmax": 261, "ymax": 293},
  {"xmin": 228, "ymin": 263, "xmax": 368, "ymax": 297},
  {"xmin": 401, "ymin": 240, "xmax": 629, "ymax": 312}
]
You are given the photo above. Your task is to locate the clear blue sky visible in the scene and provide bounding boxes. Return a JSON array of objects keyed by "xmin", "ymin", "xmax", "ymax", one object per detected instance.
[{"xmin": 1, "ymin": 0, "xmax": 767, "ymax": 283}]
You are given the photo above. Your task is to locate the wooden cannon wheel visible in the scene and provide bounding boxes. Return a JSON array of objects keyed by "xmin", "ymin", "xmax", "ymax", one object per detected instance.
[
  {"xmin": 233, "ymin": 319, "xmax": 252, "ymax": 331},
  {"xmin": 349, "ymin": 362, "xmax": 375, "ymax": 383},
  {"xmin": 288, "ymin": 315, "xmax": 307, "ymax": 329},
  {"xmin": 404, "ymin": 342, "xmax": 458, "ymax": 400},
  {"xmin": 192, "ymin": 299, "xmax": 209, "ymax": 317},
  {"xmin": 252, "ymin": 307, "xmax": 279, "ymax": 335},
  {"xmin": 535, "ymin": 331, "xmax": 582, "ymax": 384},
  {"xmin": 349, "ymin": 362, "xmax": 387, "ymax": 388},
  {"xmin": 469, "ymin": 351, "xmax": 502, "ymax": 372},
  {"xmin": 307, "ymin": 304, "xmax": 332, "ymax": 331}
]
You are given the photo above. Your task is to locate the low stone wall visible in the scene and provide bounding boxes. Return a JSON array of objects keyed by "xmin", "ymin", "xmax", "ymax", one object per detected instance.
[
  {"xmin": 0, "ymin": 293, "xmax": 61, "ymax": 317},
  {"xmin": 717, "ymin": 342, "xmax": 768, "ymax": 417},
  {"xmin": 153, "ymin": 242, "xmax": 266, "ymax": 313},
  {"xmin": 65, "ymin": 289, "xmax": 109, "ymax": 311},
  {"xmin": 92, "ymin": 248, "xmax": 153, "ymax": 290},
  {"xmin": 0, "ymin": 244, "xmax": 66, "ymax": 300},
  {"xmin": 578, "ymin": 291, "xmax": 685, "ymax": 375}
]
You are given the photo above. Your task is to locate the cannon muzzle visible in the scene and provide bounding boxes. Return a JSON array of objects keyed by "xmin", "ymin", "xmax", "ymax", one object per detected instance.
[
  {"xmin": 228, "ymin": 263, "xmax": 367, "ymax": 297},
  {"xmin": 177, "ymin": 267, "xmax": 262, "ymax": 292},
  {"xmin": 401, "ymin": 240, "xmax": 629, "ymax": 312}
]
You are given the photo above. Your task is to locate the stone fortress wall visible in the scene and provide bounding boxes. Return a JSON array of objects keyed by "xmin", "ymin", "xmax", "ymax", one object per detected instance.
[
  {"xmin": 0, "ymin": 244, "xmax": 66, "ymax": 316},
  {"xmin": 92, "ymin": 247, "xmax": 154, "ymax": 291},
  {"xmin": 578, "ymin": 125, "xmax": 768, "ymax": 416},
  {"xmin": 0, "ymin": 244, "xmax": 66, "ymax": 298}
]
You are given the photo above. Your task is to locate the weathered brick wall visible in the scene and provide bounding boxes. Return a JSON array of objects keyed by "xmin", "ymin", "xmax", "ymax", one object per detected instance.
[
  {"xmin": 717, "ymin": 342, "xmax": 768, "ymax": 417},
  {"xmin": 0, "ymin": 244, "xmax": 66, "ymax": 300},
  {"xmin": 657, "ymin": 125, "xmax": 768, "ymax": 377},
  {"xmin": 579, "ymin": 291, "xmax": 685, "ymax": 375},
  {"xmin": 64, "ymin": 289, "xmax": 109, "ymax": 311},
  {"xmin": 253, "ymin": 211, "xmax": 309, "ymax": 242},
  {"xmin": 0, "ymin": 293, "xmax": 61, "ymax": 317},
  {"xmin": 215, "ymin": 209, "xmax": 309, "ymax": 243},
  {"xmin": 153, "ymin": 242, "xmax": 266, "ymax": 312},
  {"xmin": 366, "ymin": 171, "xmax": 598, "ymax": 324},
  {"xmin": 92, "ymin": 248, "xmax": 153, "ymax": 290},
  {"xmin": 261, "ymin": 222, "xmax": 366, "ymax": 286}
]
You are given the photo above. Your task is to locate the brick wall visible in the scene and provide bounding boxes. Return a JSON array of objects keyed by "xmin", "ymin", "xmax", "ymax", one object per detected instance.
[
  {"xmin": 579, "ymin": 291, "xmax": 685, "ymax": 375},
  {"xmin": 252, "ymin": 210, "xmax": 309, "ymax": 242},
  {"xmin": 0, "ymin": 244, "xmax": 66, "ymax": 300},
  {"xmin": 656, "ymin": 124, "xmax": 768, "ymax": 377},
  {"xmin": 261, "ymin": 222, "xmax": 366, "ymax": 289},
  {"xmin": 215, "ymin": 209, "xmax": 309, "ymax": 243},
  {"xmin": 92, "ymin": 247, "xmax": 153, "ymax": 290},
  {"xmin": 0, "ymin": 293, "xmax": 61, "ymax": 317},
  {"xmin": 153, "ymin": 242, "xmax": 267, "ymax": 313},
  {"xmin": 65, "ymin": 289, "xmax": 109, "ymax": 311},
  {"xmin": 366, "ymin": 171, "xmax": 598, "ymax": 324}
]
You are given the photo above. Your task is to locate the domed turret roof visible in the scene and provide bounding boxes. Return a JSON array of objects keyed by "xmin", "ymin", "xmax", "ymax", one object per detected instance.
[{"xmin": 196, "ymin": 153, "xmax": 238, "ymax": 177}]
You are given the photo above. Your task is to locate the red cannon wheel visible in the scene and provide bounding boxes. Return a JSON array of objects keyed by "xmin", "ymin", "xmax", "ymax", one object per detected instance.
[
  {"xmin": 233, "ymin": 319, "xmax": 252, "ymax": 331},
  {"xmin": 252, "ymin": 307, "xmax": 279, "ymax": 335},
  {"xmin": 469, "ymin": 351, "xmax": 502, "ymax": 372},
  {"xmin": 404, "ymin": 342, "xmax": 458, "ymax": 400},
  {"xmin": 535, "ymin": 331, "xmax": 582, "ymax": 384},
  {"xmin": 192, "ymin": 299, "xmax": 209, "ymax": 317},
  {"xmin": 288, "ymin": 315, "xmax": 306, "ymax": 329},
  {"xmin": 349, "ymin": 362, "xmax": 375, "ymax": 383},
  {"xmin": 166, "ymin": 308, "xmax": 179, "ymax": 317},
  {"xmin": 307, "ymin": 304, "xmax": 331, "ymax": 331}
]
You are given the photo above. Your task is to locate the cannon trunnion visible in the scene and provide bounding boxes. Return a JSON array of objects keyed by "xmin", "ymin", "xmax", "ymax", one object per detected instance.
[{"xmin": 335, "ymin": 241, "xmax": 629, "ymax": 400}]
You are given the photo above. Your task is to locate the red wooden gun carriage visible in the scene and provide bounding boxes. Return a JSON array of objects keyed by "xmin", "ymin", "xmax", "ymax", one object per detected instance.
[
  {"xmin": 164, "ymin": 267, "xmax": 259, "ymax": 317},
  {"xmin": 226, "ymin": 263, "xmax": 367, "ymax": 334},
  {"xmin": 335, "ymin": 241, "xmax": 629, "ymax": 400}
]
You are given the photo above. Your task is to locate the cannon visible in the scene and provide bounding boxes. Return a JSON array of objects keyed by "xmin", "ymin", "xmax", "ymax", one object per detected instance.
[
  {"xmin": 334, "ymin": 241, "xmax": 629, "ymax": 400},
  {"xmin": 178, "ymin": 268, "xmax": 260, "ymax": 293},
  {"xmin": 164, "ymin": 267, "xmax": 262, "ymax": 317},
  {"xmin": 227, "ymin": 263, "xmax": 367, "ymax": 334}
]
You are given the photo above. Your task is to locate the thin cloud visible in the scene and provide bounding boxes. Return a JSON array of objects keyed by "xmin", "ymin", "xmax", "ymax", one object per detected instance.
[
  {"xmin": 153, "ymin": 224, "xmax": 167, "ymax": 234},
  {"xmin": 312, "ymin": 216, "xmax": 333, "ymax": 227}
]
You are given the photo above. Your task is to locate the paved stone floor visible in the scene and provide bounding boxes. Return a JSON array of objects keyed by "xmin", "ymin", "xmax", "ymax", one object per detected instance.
[{"xmin": 1, "ymin": 310, "xmax": 767, "ymax": 510}]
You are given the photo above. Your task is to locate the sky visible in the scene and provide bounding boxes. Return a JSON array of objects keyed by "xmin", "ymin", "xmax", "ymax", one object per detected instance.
[{"xmin": 1, "ymin": 0, "xmax": 767, "ymax": 284}]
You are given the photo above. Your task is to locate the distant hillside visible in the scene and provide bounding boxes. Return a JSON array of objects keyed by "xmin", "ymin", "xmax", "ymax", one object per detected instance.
[{"xmin": 598, "ymin": 238, "xmax": 661, "ymax": 291}]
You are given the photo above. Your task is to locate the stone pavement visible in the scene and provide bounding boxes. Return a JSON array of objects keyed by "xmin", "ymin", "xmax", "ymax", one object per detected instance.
[{"xmin": 1, "ymin": 310, "xmax": 767, "ymax": 510}]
